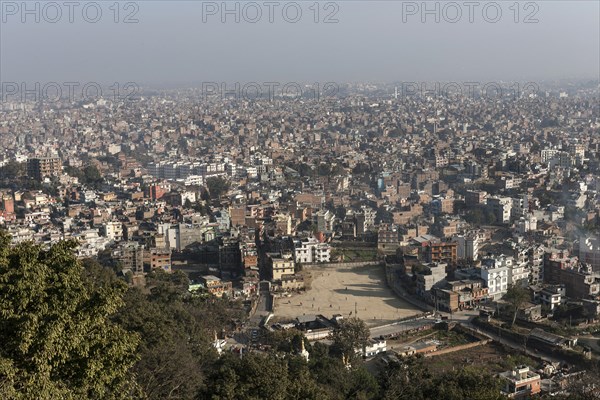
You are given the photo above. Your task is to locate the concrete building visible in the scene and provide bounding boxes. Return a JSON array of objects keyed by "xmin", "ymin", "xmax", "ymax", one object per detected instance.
[
  {"xmin": 537, "ymin": 285, "xmax": 566, "ymax": 311},
  {"xmin": 487, "ymin": 197, "xmax": 512, "ymax": 224},
  {"xmin": 424, "ymin": 241, "xmax": 457, "ymax": 264},
  {"xmin": 416, "ymin": 263, "xmax": 447, "ymax": 299},
  {"xmin": 465, "ymin": 190, "xmax": 487, "ymax": 207},
  {"xmin": 101, "ymin": 221, "xmax": 123, "ymax": 242},
  {"xmin": 147, "ymin": 248, "xmax": 172, "ymax": 272},
  {"xmin": 579, "ymin": 236, "xmax": 600, "ymax": 272},
  {"xmin": 112, "ymin": 241, "xmax": 144, "ymax": 275},
  {"xmin": 545, "ymin": 262, "xmax": 600, "ymax": 300},
  {"xmin": 378, "ymin": 224, "xmax": 400, "ymax": 253},
  {"xmin": 455, "ymin": 232, "xmax": 482, "ymax": 261},
  {"xmin": 268, "ymin": 254, "xmax": 295, "ymax": 282},
  {"xmin": 315, "ymin": 209, "xmax": 335, "ymax": 234},
  {"xmin": 27, "ymin": 157, "xmax": 62, "ymax": 181},
  {"xmin": 499, "ymin": 366, "xmax": 541, "ymax": 399},
  {"xmin": 200, "ymin": 275, "xmax": 232, "ymax": 298},
  {"xmin": 434, "ymin": 279, "xmax": 488, "ymax": 312},
  {"xmin": 481, "ymin": 258, "xmax": 509, "ymax": 300},
  {"xmin": 293, "ymin": 237, "xmax": 331, "ymax": 264},
  {"xmin": 528, "ymin": 245, "xmax": 545, "ymax": 284}
]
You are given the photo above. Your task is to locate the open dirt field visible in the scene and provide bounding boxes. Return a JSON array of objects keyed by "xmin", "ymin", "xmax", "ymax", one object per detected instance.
[{"xmin": 274, "ymin": 264, "xmax": 421, "ymax": 326}]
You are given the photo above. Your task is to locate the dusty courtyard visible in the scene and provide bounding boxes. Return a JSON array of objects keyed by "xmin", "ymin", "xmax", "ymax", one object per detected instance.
[{"xmin": 274, "ymin": 264, "xmax": 421, "ymax": 326}]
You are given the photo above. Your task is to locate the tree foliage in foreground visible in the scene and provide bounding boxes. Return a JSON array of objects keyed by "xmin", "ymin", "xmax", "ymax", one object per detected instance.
[{"xmin": 0, "ymin": 233, "xmax": 139, "ymax": 399}]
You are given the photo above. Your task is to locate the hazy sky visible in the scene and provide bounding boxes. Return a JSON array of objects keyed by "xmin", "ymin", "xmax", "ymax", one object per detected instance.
[{"xmin": 1, "ymin": 1, "xmax": 598, "ymax": 86}]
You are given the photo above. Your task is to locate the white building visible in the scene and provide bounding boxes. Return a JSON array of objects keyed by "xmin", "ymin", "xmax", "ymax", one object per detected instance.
[
  {"xmin": 359, "ymin": 339, "xmax": 387, "ymax": 358},
  {"xmin": 538, "ymin": 285, "xmax": 566, "ymax": 311},
  {"xmin": 515, "ymin": 214, "xmax": 537, "ymax": 235},
  {"xmin": 293, "ymin": 237, "xmax": 331, "ymax": 264},
  {"xmin": 101, "ymin": 221, "xmax": 123, "ymax": 242},
  {"xmin": 315, "ymin": 210, "xmax": 336, "ymax": 234},
  {"xmin": 481, "ymin": 258, "xmax": 509, "ymax": 300},
  {"xmin": 72, "ymin": 229, "xmax": 111, "ymax": 258},
  {"xmin": 455, "ymin": 232, "xmax": 482, "ymax": 261},
  {"xmin": 180, "ymin": 190, "xmax": 197, "ymax": 205}
]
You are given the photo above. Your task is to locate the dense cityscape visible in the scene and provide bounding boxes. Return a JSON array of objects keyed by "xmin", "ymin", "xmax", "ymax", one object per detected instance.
[{"xmin": 0, "ymin": 79, "xmax": 599, "ymax": 398}]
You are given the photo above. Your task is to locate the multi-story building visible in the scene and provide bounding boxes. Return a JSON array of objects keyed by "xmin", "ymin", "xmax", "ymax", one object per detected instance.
[
  {"xmin": 27, "ymin": 157, "xmax": 62, "ymax": 181},
  {"xmin": 315, "ymin": 209, "xmax": 335, "ymax": 234},
  {"xmin": 434, "ymin": 279, "xmax": 488, "ymax": 312},
  {"xmin": 241, "ymin": 241, "xmax": 258, "ymax": 272},
  {"xmin": 541, "ymin": 149, "xmax": 560, "ymax": 163},
  {"xmin": 511, "ymin": 249, "xmax": 530, "ymax": 287},
  {"xmin": 536, "ymin": 285, "xmax": 566, "ymax": 311},
  {"xmin": 528, "ymin": 245, "xmax": 545, "ymax": 284},
  {"xmin": 1, "ymin": 194, "xmax": 15, "ymax": 214},
  {"xmin": 545, "ymin": 261, "xmax": 600, "ymax": 300},
  {"xmin": 416, "ymin": 263, "xmax": 447, "ymax": 299},
  {"xmin": 267, "ymin": 254, "xmax": 295, "ymax": 282},
  {"xmin": 499, "ymin": 366, "xmax": 541, "ymax": 399},
  {"xmin": 147, "ymin": 248, "xmax": 172, "ymax": 272},
  {"xmin": 293, "ymin": 237, "xmax": 331, "ymax": 264},
  {"xmin": 481, "ymin": 257, "xmax": 509, "ymax": 300},
  {"xmin": 424, "ymin": 241, "xmax": 457, "ymax": 264},
  {"xmin": 465, "ymin": 190, "xmax": 487, "ymax": 207},
  {"xmin": 430, "ymin": 196, "xmax": 454, "ymax": 214},
  {"xmin": 274, "ymin": 213, "xmax": 292, "ymax": 235},
  {"xmin": 200, "ymin": 275, "xmax": 232, "ymax": 298},
  {"xmin": 112, "ymin": 241, "xmax": 144, "ymax": 274},
  {"xmin": 579, "ymin": 236, "xmax": 600, "ymax": 272},
  {"xmin": 101, "ymin": 221, "xmax": 123, "ymax": 242},
  {"xmin": 378, "ymin": 224, "xmax": 400, "ymax": 253},
  {"xmin": 219, "ymin": 236, "xmax": 242, "ymax": 279},
  {"xmin": 455, "ymin": 232, "xmax": 482, "ymax": 261},
  {"xmin": 487, "ymin": 197, "xmax": 512, "ymax": 224}
]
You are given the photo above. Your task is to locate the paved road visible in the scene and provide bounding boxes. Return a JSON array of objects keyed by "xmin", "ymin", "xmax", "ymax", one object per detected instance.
[
  {"xmin": 369, "ymin": 310, "xmax": 480, "ymax": 338},
  {"xmin": 462, "ymin": 321, "xmax": 563, "ymax": 364},
  {"xmin": 370, "ymin": 317, "xmax": 435, "ymax": 338}
]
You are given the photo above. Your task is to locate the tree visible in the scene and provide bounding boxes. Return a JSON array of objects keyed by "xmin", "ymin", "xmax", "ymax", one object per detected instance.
[
  {"xmin": 83, "ymin": 165, "xmax": 102, "ymax": 185},
  {"xmin": 379, "ymin": 355, "xmax": 432, "ymax": 400},
  {"xmin": 484, "ymin": 210, "xmax": 497, "ymax": 225},
  {"xmin": 294, "ymin": 163, "xmax": 313, "ymax": 177},
  {"xmin": 503, "ymin": 285, "xmax": 530, "ymax": 327},
  {"xmin": 318, "ymin": 163, "xmax": 332, "ymax": 176},
  {"xmin": 206, "ymin": 177, "xmax": 230, "ymax": 200},
  {"xmin": 352, "ymin": 162, "xmax": 371, "ymax": 175},
  {"xmin": 0, "ymin": 232, "xmax": 140, "ymax": 399},
  {"xmin": 376, "ymin": 206, "xmax": 393, "ymax": 224},
  {"xmin": 202, "ymin": 352, "xmax": 325, "ymax": 400},
  {"xmin": 465, "ymin": 208, "xmax": 484, "ymax": 225},
  {"xmin": 427, "ymin": 367, "xmax": 505, "ymax": 400},
  {"xmin": 329, "ymin": 317, "xmax": 370, "ymax": 365},
  {"xmin": 379, "ymin": 357, "xmax": 505, "ymax": 400},
  {"xmin": 115, "ymin": 284, "xmax": 213, "ymax": 399}
]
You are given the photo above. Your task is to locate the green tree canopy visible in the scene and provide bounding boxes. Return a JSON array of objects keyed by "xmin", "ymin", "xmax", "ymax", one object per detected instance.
[
  {"xmin": 330, "ymin": 317, "xmax": 370, "ymax": 364},
  {"xmin": 0, "ymin": 232, "xmax": 139, "ymax": 399},
  {"xmin": 206, "ymin": 177, "xmax": 231, "ymax": 200},
  {"xmin": 503, "ymin": 284, "xmax": 531, "ymax": 327}
]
